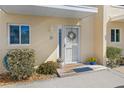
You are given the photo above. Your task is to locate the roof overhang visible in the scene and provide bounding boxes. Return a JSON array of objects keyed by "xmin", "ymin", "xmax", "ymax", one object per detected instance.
[
  {"xmin": 0, "ymin": 5, "xmax": 98, "ymax": 19},
  {"xmin": 110, "ymin": 15, "xmax": 124, "ymax": 22}
]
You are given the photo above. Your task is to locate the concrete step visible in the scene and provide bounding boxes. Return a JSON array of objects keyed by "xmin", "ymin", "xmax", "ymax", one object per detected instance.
[{"xmin": 57, "ymin": 65, "xmax": 108, "ymax": 78}]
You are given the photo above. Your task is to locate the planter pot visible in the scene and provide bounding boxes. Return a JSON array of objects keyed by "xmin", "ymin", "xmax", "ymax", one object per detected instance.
[{"xmin": 90, "ymin": 62, "xmax": 96, "ymax": 65}]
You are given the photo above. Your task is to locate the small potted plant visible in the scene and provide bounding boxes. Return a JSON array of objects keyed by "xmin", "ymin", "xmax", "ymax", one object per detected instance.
[{"xmin": 86, "ymin": 57, "xmax": 97, "ymax": 65}]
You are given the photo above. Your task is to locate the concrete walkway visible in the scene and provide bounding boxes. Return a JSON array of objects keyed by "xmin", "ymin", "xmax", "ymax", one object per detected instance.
[
  {"xmin": 114, "ymin": 66, "xmax": 124, "ymax": 74},
  {"xmin": 2, "ymin": 69, "xmax": 124, "ymax": 88}
]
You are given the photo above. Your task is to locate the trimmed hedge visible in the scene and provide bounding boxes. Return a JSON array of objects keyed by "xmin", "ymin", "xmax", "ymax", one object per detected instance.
[
  {"xmin": 4, "ymin": 49, "xmax": 35, "ymax": 80},
  {"xmin": 107, "ymin": 47, "xmax": 122, "ymax": 60},
  {"xmin": 36, "ymin": 61, "xmax": 58, "ymax": 75},
  {"xmin": 106, "ymin": 47, "xmax": 122, "ymax": 68}
]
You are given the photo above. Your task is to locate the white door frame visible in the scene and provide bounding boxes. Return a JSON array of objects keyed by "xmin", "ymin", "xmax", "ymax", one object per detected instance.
[{"xmin": 57, "ymin": 25, "xmax": 80, "ymax": 65}]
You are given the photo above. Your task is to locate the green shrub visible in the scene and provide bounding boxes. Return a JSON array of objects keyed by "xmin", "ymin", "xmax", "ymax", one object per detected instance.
[
  {"xmin": 36, "ymin": 61, "xmax": 58, "ymax": 75},
  {"xmin": 106, "ymin": 47, "xmax": 122, "ymax": 68},
  {"xmin": 86, "ymin": 57, "xmax": 97, "ymax": 62},
  {"xmin": 5, "ymin": 49, "xmax": 35, "ymax": 80},
  {"xmin": 107, "ymin": 47, "xmax": 122, "ymax": 60},
  {"xmin": 106, "ymin": 59, "xmax": 120, "ymax": 68}
]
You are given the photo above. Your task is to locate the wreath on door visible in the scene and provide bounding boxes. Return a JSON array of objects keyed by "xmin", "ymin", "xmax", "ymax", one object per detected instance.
[{"xmin": 67, "ymin": 31, "xmax": 76, "ymax": 41}]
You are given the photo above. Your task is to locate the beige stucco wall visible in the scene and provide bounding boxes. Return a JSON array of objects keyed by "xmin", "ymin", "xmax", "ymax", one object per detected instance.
[
  {"xmin": 94, "ymin": 6, "xmax": 104, "ymax": 64},
  {"xmin": 107, "ymin": 21, "xmax": 124, "ymax": 55},
  {"xmin": 0, "ymin": 6, "xmax": 114, "ymax": 73},
  {"xmin": 79, "ymin": 15, "xmax": 96, "ymax": 62},
  {"xmin": 104, "ymin": 6, "xmax": 124, "ymax": 56},
  {"xmin": 0, "ymin": 10, "xmax": 79, "ymax": 73},
  {"xmin": 93, "ymin": 5, "xmax": 124, "ymax": 65},
  {"xmin": 0, "ymin": 10, "xmax": 97, "ymax": 73},
  {"xmin": 94, "ymin": 5, "xmax": 109, "ymax": 65}
]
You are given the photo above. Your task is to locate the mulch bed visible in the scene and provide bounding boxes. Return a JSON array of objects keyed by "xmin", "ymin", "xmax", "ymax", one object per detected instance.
[{"xmin": 0, "ymin": 73, "xmax": 55, "ymax": 86}]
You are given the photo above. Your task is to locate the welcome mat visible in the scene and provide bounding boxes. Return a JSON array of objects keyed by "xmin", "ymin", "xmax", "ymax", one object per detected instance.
[{"xmin": 73, "ymin": 67, "xmax": 93, "ymax": 73}]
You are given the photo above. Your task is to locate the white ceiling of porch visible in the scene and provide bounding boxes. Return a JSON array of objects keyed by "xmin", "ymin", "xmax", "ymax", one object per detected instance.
[{"xmin": 0, "ymin": 5, "xmax": 98, "ymax": 19}]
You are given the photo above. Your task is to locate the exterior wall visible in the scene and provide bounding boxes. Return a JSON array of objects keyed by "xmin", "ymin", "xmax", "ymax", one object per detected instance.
[
  {"xmin": 93, "ymin": 5, "xmax": 124, "ymax": 65},
  {"xmin": 79, "ymin": 15, "xmax": 96, "ymax": 62},
  {"xmin": 0, "ymin": 10, "xmax": 96, "ymax": 73},
  {"xmin": 105, "ymin": 6, "xmax": 124, "ymax": 56},
  {"xmin": 94, "ymin": 5, "xmax": 108, "ymax": 65},
  {"xmin": 94, "ymin": 6, "xmax": 104, "ymax": 64},
  {"xmin": 107, "ymin": 21, "xmax": 124, "ymax": 55},
  {"xmin": 0, "ymin": 10, "xmax": 79, "ymax": 73}
]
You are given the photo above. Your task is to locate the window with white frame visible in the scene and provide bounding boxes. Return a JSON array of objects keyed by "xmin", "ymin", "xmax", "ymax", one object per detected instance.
[
  {"xmin": 111, "ymin": 28, "xmax": 120, "ymax": 42},
  {"xmin": 9, "ymin": 24, "xmax": 30, "ymax": 45}
]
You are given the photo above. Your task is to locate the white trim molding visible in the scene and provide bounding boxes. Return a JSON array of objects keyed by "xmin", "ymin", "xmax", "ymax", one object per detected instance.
[
  {"xmin": 111, "ymin": 5, "xmax": 124, "ymax": 9},
  {"xmin": 111, "ymin": 28, "xmax": 121, "ymax": 43}
]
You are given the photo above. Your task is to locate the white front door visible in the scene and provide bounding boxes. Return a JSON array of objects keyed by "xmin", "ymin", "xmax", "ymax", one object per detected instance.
[{"xmin": 63, "ymin": 26, "xmax": 80, "ymax": 64}]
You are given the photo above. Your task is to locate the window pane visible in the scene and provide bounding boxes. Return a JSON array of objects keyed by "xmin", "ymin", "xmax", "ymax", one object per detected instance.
[
  {"xmin": 116, "ymin": 29, "xmax": 120, "ymax": 42},
  {"xmin": 10, "ymin": 25, "xmax": 19, "ymax": 44},
  {"xmin": 21, "ymin": 26, "xmax": 30, "ymax": 44},
  {"xmin": 111, "ymin": 29, "xmax": 115, "ymax": 42}
]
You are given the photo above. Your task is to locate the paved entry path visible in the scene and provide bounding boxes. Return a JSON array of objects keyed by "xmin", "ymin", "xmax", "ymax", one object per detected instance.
[{"xmin": 2, "ymin": 69, "xmax": 124, "ymax": 88}]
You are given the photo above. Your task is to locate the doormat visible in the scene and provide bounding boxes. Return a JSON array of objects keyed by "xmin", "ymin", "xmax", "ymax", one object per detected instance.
[{"xmin": 73, "ymin": 67, "xmax": 93, "ymax": 73}]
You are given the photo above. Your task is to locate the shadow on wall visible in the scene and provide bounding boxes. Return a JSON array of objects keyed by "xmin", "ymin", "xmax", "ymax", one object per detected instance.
[
  {"xmin": 45, "ymin": 47, "xmax": 57, "ymax": 62},
  {"xmin": 33, "ymin": 45, "xmax": 58, "ymax": 65},
  {"xmin": 31, "ymin": 24, "xmax": 58, "ymax": 64}
]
